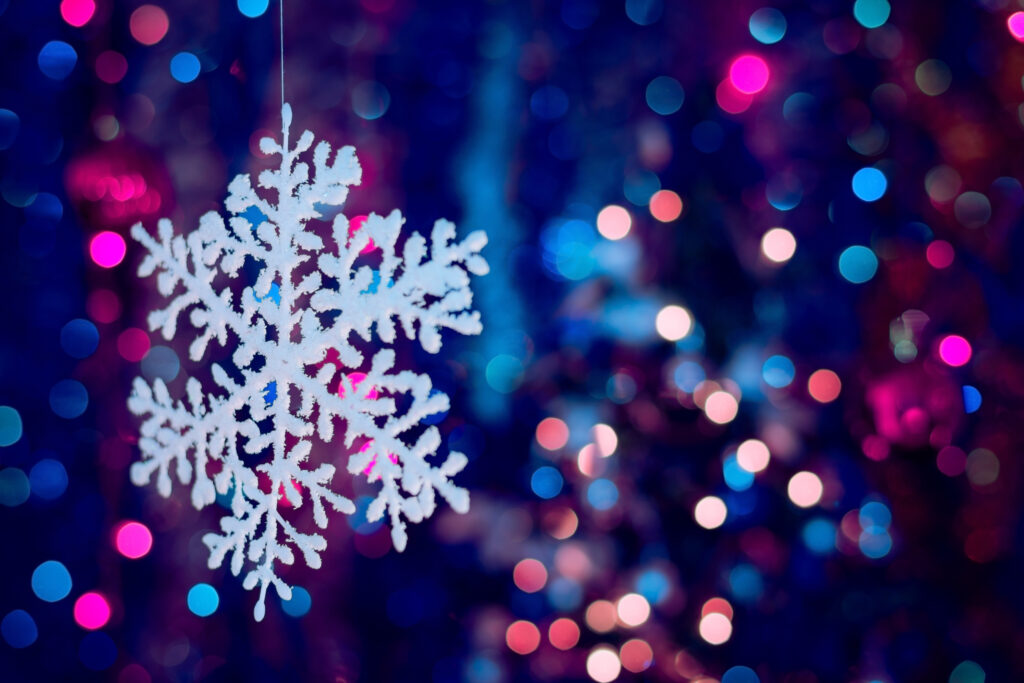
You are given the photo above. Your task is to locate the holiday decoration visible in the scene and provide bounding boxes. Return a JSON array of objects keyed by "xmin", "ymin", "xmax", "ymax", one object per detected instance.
[{"xmin": 128, "ymin": 103, "xmax": 488, "ymax": 620}]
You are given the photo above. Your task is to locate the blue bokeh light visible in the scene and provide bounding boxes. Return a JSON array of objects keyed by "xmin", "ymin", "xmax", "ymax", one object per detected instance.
[
  {"xmin": 187, "ymin": 583, "xmax": 219, "ymax": 617},
  {"xmin": 586, "ymin": 478, "xmax": 619, "ymax": 510},
  {"xmin": 530, "ymin": 85, "xmax": 569, "ymax": 120},
  {"xmin": 962, "ymin": 385, "xmax": 982, "ymax": 414},
  {"xmin": 723, "ymin": 453, "xmax": 755, "ymax": 491},
  {"xmin": 38, "ymin": 41, "xmax": 77, "ymax": 80},
  {"xmin": 645, "ymin": 76, "xmax": 685, "ymax": 115},
  {"xmin": 530, "ymin": 466, "xmax": 563, "ymax": 499},
  {"xmin": 762, "ymin": 354, "xmax": 795, "ymax": 388},
  {"xmin": 49, "ymin": 379, "xmax": 88, "ymax": 419},
  {"xmin": 170, "ymin": 52, "xmax": 201, "ymax": 83},
  {"xmin": 238, "ymin": 0, "xmax": 269, "ymax": 17},
  {"xmin": 79, "ymin": 632, "xmax": 117, "ymax": 671},
  {"xmin": 0, "ymin": 406, "xmax": 22, "ymax": 447},
  {"xmin": 352, "ymin": 81, "xmax": 391, "ymax": 120},
  {"xmin": 60, "ymin": 319, "xmax": 99, "ymax": 359},
  {"xmin": 802, "ymin": 517, "xmax": 837, "ymax": 554},
  {"xmin": 31, "ymin": 560, "xmax": 72, "ymax": 602},
  {"xmin": 282, "ymin": 586, "xmax": 312, "ymax": 617},
  {"xmin": 749, "ymin": 7, "xmax": 787, "ymax": 44},
  {"xmin": 853, "ymin": 0, "xmax": 890, "ymax": 29},
  {"xmin": 722, "ymin": 665, "xmax": 761, "ymax": 683},
  {"xmin": 852, "ymin": 167, "xmax": 888, "ymax": 202},
  {"xmin": 838, "ymin": 246, "xmax": 879, "ymax": 284},
  {"xmin": 728, "ymin": 564, "xmax": 764, "ymax": 603},
  {"xmin": 0, "ymin": 467, "xmax": 30, "ymax": 506},
  {"xmin": 625, "ymin": 0, "xmax": 662, "ymax": 25},
  {"xmin": 1, "ymin": 610, "xmax": 38, "ymax": 648}
]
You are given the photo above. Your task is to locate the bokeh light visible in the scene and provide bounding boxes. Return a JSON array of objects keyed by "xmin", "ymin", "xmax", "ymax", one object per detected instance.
[
  {"xmin": 31, "ymin": 561, "xmax": 72, "ymax": 602},
  {"xmin": 536, "ymin": 417, "xmax": 569, "ymax": 450},
  {"xmin": 620, "ymin": 638, "xmax": 654, "ymax": 673},
  {"xmin": 704, "ymin": 390, "xmax": 739, "ymax": 424},
  {"xmin": 853, "ymin": 0, "xmax": 890, "ymax": 29},
  {"xmin": 238, "ymin": 0, "xmax": 270, "ymax": 18},
  {"xmin": 787, "ymin": 471, "xmax": 824, "ymax": 508},
  {"xmin": 531, "ymin": 466, "xmax": 563, "ymax": 499},
  {"xmin": 585, "ymin": 600, "xmax": 617, "ymax": 633},
  {"xmin": 694, "ymin": 495, "xmax": 727, "ymax": 529},
  {"xmin": 838, "ymin": 245, "xmax": 878, "ymax": 283},
  {"xmin": 729, "ymin": 55, "xmax": 770, "ymax": 95},
  {"xmin": 736, "ymin": 439, "xmax": 770, "ymax": 473},
  {"xmin": 60, "ymin": 0, "xmax": 95, "ymax": 27},
  {"xmin": 851, "ymin": 167, "xmax": 887, "ymax": 202},
  {"xmin": 89, "ymin": 231, "xmax": 126, "ymax": 268},
  {"xmin": 95, "ymin": 51, "xmax": 128, "ymax": 84},
  {"xmin": 698, "ymin": 612, "xmax": 733, "ymax": 645},
  {"xmin": 548, "ymin": 618, "xmax": 580, "ymax": 650},
  {"xmin": 513, "ymin": 559, "xmax": 548, "ymax": 593},
  {"xmin": 0, "ymin": 406, "xmax": 22, "ymax": 447},
  {"xmin": 130, "ymin": 5, "xmax": 170, "ymax": 45},
  {"xmin": 1009, "ymin": 12, "xmax": 1024, "ymax": 42},
  {"xmin": 187, "ymin": 583, "xmax": 219, "ymax": 617},
  {"xmin": 114, "ymin": 521, "xmax": 153, "ymax": 559},
  {"xmin": 586, "ymin": 647, "xmax": 622, "ymax": 682},
  {"xmin": 645, "ymin": 76, "xmax": 685, "ymax": 115},
  {"xmin": 29, "ymin": 459, "xmax": 67, "ymax": 500},
  {"xmin": 505, "ymin": 620, "xmax": 541, "ymax": 655},
  {"xmin": 656, "ymin": 305, "xmax": 693, "ymax": 341},
  {"xmin": 616, "ymin": 593, "xmax": 651, "ymax": 627},
  {"xmin": 1, "ymin": 610, "xmax": 38, "ymax": 649},
  {"xmin": 749, "ymin": 7, "xmax": 786, "ymax": 44},
  {"xmin": 938, "ymin": 335, "xmax": 972, "ymax": 367},
  {"xmin": 649, "ymin": 189, "xmax": 683, "ymax": 222},
  {"xmin": 808, "ymin": 369, "xmax": 841, "ymax": 403},
  {"xmin": 170, "ymin": 52, "xmax": 201, "ymax": 83},
  {"xmin": 596, "ymin": 205, "xmax": 631, "ymax": 240},
  {"xmin": 73, "ymin": 592, "xmax": 111, "ymax": 630},
  {"xmin": 38, "ymin": 41, "xmax": 77, "ymax": 80},
  {"xmin": 761, "ymin": 227, "xmax": 796, "ymax": 263}
]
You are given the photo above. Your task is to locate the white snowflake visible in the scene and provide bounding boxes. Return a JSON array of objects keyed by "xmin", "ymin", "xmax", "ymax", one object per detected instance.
[{"xmin": 127, "ymin": 103, "xmax": 488, "ymax": 621}]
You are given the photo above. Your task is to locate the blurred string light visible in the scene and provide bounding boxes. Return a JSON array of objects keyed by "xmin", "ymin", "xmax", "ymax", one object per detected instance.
[
  {"xmin": 808, "ymin": 369, "xmax": 841, "ymax": 403},
  {"xmin": 586, "ymin": 646, "xmax": 622, "ymax": 682},
  {"xmin": 60, "ymin": 0, "xmax": 95, "ymax": 27},
  {"xmin": 282, "ymin": 586, "xmax": 312, "ymax": 617},
  {"xmin": 762, "ymin": 354, "xmax": 795, "ymax": 388},
  {"xmin": 655, "ymin": 305, "xmax": 692, "ymax": 341},
  {"xmin": 596, "ymin": 204, "xmax": 632, "ymax": 240},
  {"xmin": 852, "ymin": 0, "xmax": 890, "ymax": 29},
  {"xmin": 729, "ymin": 55, "xmax": 770, "ymax": 95},
  {"xmin": 694, "ymin": 495, "xmax": 727, "ymax": 529},
  {"xmin": 38, "ymin": 41, "xmax": 77, "ymax": 80},
  {"xmin": 535, "ymin": 416, "xmax": 570, "ymax": 450},
  {"xmin": 114, "ymin": 521, "xmax": 153, "ymax": 559},
  {"xmin": 1, "ymin": 611, "xmax": 38, "ymax": 648},
  {"xmin": 787, "ymin": 471, "xmax": 823, "ymax": 508},
  {"xmin": 31, "ymin": 561, "xmax": 72, "ymax": 602},
  {"xmin": 30, "ymin": 459, "xmax": 68, "ymax": 500},
  {"xmin": 649, "ymin": 189, "xmax": 683, "ymax": 221},
  {"xmin": 187, "ymin": 583, "xmax": 219, "ymax": 617},
  {"xmin": 1009, "ymin": 12, "xmax": 1024, "ymax": 42},
  {"xmin": 89, "ymin": 231, "xmax": 126, "ymax": 268},
  {"xmin": 938, "ymin": 335, "xmax": 972, "ymax": 367},
  {"xmin": 851, "ymin": 167, "xmax": 887, "ymax": 202},
  {"xmin": 73, "ymin": 592, "xmax": 111, "ymax": 630}
]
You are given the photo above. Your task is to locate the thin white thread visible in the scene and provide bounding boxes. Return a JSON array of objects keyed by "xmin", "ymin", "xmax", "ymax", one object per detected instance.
[{"xmin": 279, "ymin": 0, "xmax": 285, "ymax": 108}]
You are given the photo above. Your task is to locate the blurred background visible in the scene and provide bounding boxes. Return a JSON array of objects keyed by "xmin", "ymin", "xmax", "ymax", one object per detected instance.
[{"xmin": 3, "ymin": 0, "xmax": 1024, "ymax": 681}]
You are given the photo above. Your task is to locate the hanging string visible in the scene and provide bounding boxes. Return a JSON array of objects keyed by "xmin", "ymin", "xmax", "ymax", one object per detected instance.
[{"xmin": 279, "ymin": 0, "xmax": 285, "ymax": 109}]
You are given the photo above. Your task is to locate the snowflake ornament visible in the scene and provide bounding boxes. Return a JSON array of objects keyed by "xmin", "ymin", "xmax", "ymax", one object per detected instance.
[{"xmin": 128, "ymin": 104, "xmax": 488, "ymax": 620}]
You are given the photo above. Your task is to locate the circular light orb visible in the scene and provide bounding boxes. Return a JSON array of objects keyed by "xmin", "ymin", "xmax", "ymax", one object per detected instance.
[
  {"xmin": 49, "ymin": 380, "xmax": 88, "ymax": 419},
  {"xmin": 0, "ymin": 406, "xmax": 22, "ymax": 447},
  {"xmin": 585, "ymin": 600, "xmax": 617, "ymax": 633},
  {"xmin": 0, "ymin": 468, "xmax": 30, "ymax": 507},
  {"xmin": 513, "ymin": 559, "xmax": 548, "ymax": 593},
  {"xmin": 736, "ymin": 439, "xmax": 770, "ymax": 473},
  {"xmin": 596, "ymin": 204, "xmax": 632, "ymax": 240},
  {"xmin": 586, "ymin": 647, "xmax": 622, "ymax": 683},
  {"xmin": 592, "ymin": 424, "xmax": 618, "ymax": 457},
  {"xmin": 694, "ymin": 495, "xmax": 727, "ymax": 529},
  {"xmin": 130, "ymin": 5, "xmax": 170, "ymax": 45},
  {"xmin": 852, "ymin": 167, "xmax": 887, "ymax": 202},
  {"xmin": 1009, "ymin": 12, "xmax": 1024, "ymax": 42},
  {"xmin": 90, "ymin": 231, "xmax": 126, "ymax": 268},
  {"xmin": 536, "ymin": 417, "xmax": 569, "ymax": 451},
  {"xmin": 505, "ymin": 620, "xmax": 541, "ymax": 655},
  {"xmin": 1, "ymin": 610, "xmax": 38, "ymax": 648},
  {"xmin": 30, "ymin": 459, "xmax": 67, "ymax": 500},
  {"xmin": 61, "ymin": 0, "xmax": 96, "ymax": 27},
  {"xmin": 787, "ymin": 471, "xmax": 824, "ymax": 508},
  {"xmin": 926, "ymin": 240, "xmax": 954, "ymax": 269},
  {"xmin": 548, "ymin": 618, "xmax": 580, "ymax": 650},
  {"xmin": 698, "ymin": 612, "xmax": 733, "ymax": 645},
  {"xmin": 617, "ymin": 593, "xmax": 651, "ymax": 627},
  {"xmin": 808, "ymin": 369, "xmax": 842, "ymax": 403},
  {"xmin": 853, "ymin": 0, "xmax": 890, "ymax": 29},
  {"xmin": 31, "ymin": 561, "xmax": 73, "ymax": 602},
  {"xmin": 73, "ymin": 592, "xmax": 111, "ymax": 630},
  {"xmin": 762, "ymin": 354, "xmax": 795, "ymax": 388},
  {"xmin": 38, "ymin": 41, "xmax": 78, "ymax": 80},
  {"xmin": 729, "ymin": 55, "xmax": 770, "ymax": 95},
  {"xmin": 761, "ymin": 227, "xmax": 796, "ymax": 263},
  {"xmin": 645, "ymin": 76, "xmax": 685, "ymax": 115},
  {"xmin": 620, "ymin": 638, "xmax": 654, "ymax": 673},
  {"xmin": 838, "ymin": 245, "xmax": 878, "ymax": 283},
  {"xmin": 656, "ymin": 305, "xmax": 693, "ymax": 341},
  {"xmin": 352, "ymin": 81, "xmax": 391, "ymax": 120},
  {"xmin": 60, "ymin": 319, "xmax": 99, "ymax": 359},
  {"xmin": 238, "ymin": 0, "xmax": 270, "ymax": 17},
  {"xmin": 749, "ymin": 7, "xmax": 786, "ymax": 44},
  {"xmin": 170, "ymin": 52, "xmax": 201, "ymax": 83},
  {"xmin": 949, "ymin": 660, "xmax": 986, "ymax": 683},
  {"xmin": 649, "ymin": 189, "xmax": 683, "ymax": 222},
  {"xmin": 187, "ymin": 583, "xmax": 219, "ymax": 617},
  {"xmin": 531, "ymin": 466, "xmax": 563, "ymax": 499},
  {"xmin": 114, "ymin": 521, "xmax": 153, "ymax": 559},
  {"xmin": 704, "ymin": 391, "xmax": 739, "ymax": 424},
  {"xmin": 281, "ymin": 586, "xmax": 312, "ymax": 617},
  {"xmin": 938, "ymin": 335, "xmax": 972, "ymax": 367}
]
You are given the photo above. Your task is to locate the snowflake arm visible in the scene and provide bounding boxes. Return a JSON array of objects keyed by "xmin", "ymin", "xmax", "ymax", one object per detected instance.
[{"xmin": 128, "ymin": 103, "xmax": 486, "ymax": 620}]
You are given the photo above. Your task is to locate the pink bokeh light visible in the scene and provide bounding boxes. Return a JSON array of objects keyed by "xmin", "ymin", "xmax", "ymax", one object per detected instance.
[
  {"xmin": 73, "ymin": 592, "xmax": 111, "ymax": 630},
  {"xmin": 114, "ymin": 521, "xmax": 153, "ymax": 559},
  {"xmin": 938, "ymin": 335, "xmax": 972, "ymax": 367},
  {"xmin": 729, "ymin": 55, "xmax": 770, "ymax": 95},
  {"xmin": 715, "ymin": 79, "xmax": 753, "ymax": 115},
  {"xmin": 60, "ymin": 0, "xmax": 95, "ymax": 27},
  {"xmin": 89, "ymin": 231, "xmax": 126, "ymax": 268},
  {"xmin": 1008, "ymin": 12, "xmax": 1024, "ymax": 42}
]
